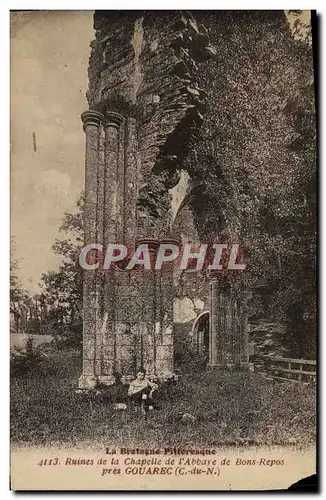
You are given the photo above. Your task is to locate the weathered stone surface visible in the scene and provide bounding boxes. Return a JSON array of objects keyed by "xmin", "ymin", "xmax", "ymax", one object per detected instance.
[
  {"xmin": 79, "ymin": 11, "xmax": 253, "ymax": 388},
  {"xmin": 78, "ymin": 374, "xmax": 97, "ymax": 390}
]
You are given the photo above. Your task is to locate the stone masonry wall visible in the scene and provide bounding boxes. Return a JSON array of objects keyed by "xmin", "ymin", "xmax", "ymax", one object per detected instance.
[
  {"xmin": 79, "ymin": 11, "xmax": 216, "ymax": 386},
  {"xmin": 88, "ymin": 10, "xmax": 216, "ymax": 238}
]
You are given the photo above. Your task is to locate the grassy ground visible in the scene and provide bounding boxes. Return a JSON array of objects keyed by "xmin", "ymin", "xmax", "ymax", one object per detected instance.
[{"xmin": 10, "ymin": 348, "xmax": 316, "ymax": 449}]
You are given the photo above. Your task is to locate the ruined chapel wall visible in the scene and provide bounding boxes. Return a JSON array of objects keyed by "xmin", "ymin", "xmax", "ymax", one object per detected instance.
[{"xmin": 87, "ymin": 11, "xmax": 215, "ymax": 238}]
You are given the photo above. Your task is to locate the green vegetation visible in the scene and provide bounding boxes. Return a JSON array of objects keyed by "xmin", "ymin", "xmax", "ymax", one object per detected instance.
[{"xmin": 11, "ymin": 347, "xmax": 315, "ymax": 448}]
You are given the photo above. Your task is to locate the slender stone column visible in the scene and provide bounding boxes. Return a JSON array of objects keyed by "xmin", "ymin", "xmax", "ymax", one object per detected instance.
[
  {"xmin": 239, "ymin": 292, "xmax": 252, "ymax": 368},
  {"xmin": 208, "ymin": 275, "xmax": 220, "ymax": 366},
  {"xmin": 223, "ymin": 286, "xmax": 234, "ymax": 367},
  {"xmin": 79, "ymin": 110, "xmax": 103, "ymax": 390},
  {"xmin": 99, "ymin": 111, "xmax": 124, "ymax": 385},
  {"xmin": 136, "ymin": 238, "xmax": 159, "ymax": 376},
  {"xmin": 234, "ymin": 297, "xmax": 242, "ymax": 367},
  {"xmin": 116, "ymin": 118, "xmax": 126, "ymax": 244},
  {"xmin": 103, "ymin": 111, "xmax": 124, "ymax": 244},
  {"xmin": 124, "ymin": 118, "xmax": 138, "ymax": 251},
  {"xmin": 156, "ymin": 238, "xmax": 179, "ymax": 379},
  {"xmin": 95, "ymin": 126, "xmax": 106, "ymax": 379}
]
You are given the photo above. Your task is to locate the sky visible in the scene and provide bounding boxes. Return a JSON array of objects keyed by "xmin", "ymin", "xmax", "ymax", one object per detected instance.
[
  {"xmin": 11, "ymin": 11, "xmax": 94, "ymax": 293},
  {"xmin": 10, "ymin": 10, "xmax": 310, "ymax": 295}
]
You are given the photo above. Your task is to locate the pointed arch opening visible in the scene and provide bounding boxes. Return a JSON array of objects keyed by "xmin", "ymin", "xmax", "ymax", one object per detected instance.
[{"xmin": 191, "ymin": 311, "xmax": 210, "ymax": 362}]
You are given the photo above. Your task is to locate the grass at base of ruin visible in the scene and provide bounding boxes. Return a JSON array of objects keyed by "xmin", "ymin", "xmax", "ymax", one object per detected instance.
[{"xmin": 10, "ymin": 348, "xmax": 316, "ymax": 449}]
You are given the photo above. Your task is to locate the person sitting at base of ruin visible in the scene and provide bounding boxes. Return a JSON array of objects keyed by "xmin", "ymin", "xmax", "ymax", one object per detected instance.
[{"xmin": 127, "ymin": 368, "xmax": 158, "ymax": 412}]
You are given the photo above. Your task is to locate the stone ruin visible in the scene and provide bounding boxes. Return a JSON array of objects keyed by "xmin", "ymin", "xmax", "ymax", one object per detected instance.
[{"xmin": 79, "ymin": 11, "xmax": 252, "ymax": 389}]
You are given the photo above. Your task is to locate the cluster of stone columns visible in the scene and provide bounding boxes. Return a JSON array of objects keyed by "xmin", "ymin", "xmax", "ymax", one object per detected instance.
[
  {"xmin": 78, "ymin": 109, "xmax": 250, "ymax": 389},
  {"xmin": 78, "ymin": 109, "xmax": 176, "ymax": 389},
  {"xmin": 78, "ymin": 109, "xmax": 128, "ymax": 388}
]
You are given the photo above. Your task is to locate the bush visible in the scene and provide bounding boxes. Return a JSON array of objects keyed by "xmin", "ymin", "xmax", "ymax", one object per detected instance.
[
  {"xmin": 51, "ymin": 324, "xmax": 82, "ymax": 350},
  {"xmin": 174, "ymin": 336, "xmax": 207, "ymax": 373},
  {"xmin": 10, "ymin": 338, "xmax": 47, "ymax": 377}
]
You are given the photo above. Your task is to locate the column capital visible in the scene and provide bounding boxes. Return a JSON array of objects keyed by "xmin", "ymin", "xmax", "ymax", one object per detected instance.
[
  {"xmin": 160, "ymin": 238, "xmax": 181, "ymax": 247},
  {"xmin": 208, "ymin": 269, "xmax": 220, "ymax": 282},
  {"xmin": 81, "ymin": 110, "xmax": 104, "ymax": 131},
  {"xmin": 104, "ymin": 111, "xmax": 124, "ymax": 129},
  {"xmin": 136, "ymin": 238, "xmax": 160, "ymax": 251}
]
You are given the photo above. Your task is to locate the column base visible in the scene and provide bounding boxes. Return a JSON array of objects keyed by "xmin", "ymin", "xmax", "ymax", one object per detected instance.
[
  {"xmin": 78, "ymin": 371, "xmax": 178, "ymax": 389},
  {"xmin": 98, "ymin": 375, "xmax": 116, "ymax": 386},
  {"xmin": 118, "ymin": 371, "xmax": 175, "ymax": 383},
  {"xmin": 157, "ymin": 370, "xmax": 174, "ymax": 382},
  {"xmin": 78, "ymin": 375, "xmax": 98, "ymax": 390}
]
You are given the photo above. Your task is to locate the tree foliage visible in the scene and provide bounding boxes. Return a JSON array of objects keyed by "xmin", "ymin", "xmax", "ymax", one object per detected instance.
[
  {"xmin": 185, "ymin": 11, "xmax": 316, "ymax": 357},
  {"xmin": 36, "ymin": 12, "xmax": 316, "ymax": 358},
  {"xmin": 39, "ymin": 195, "xmax": 84, "ymax": 344},
  {"xmin": 10, "ymin": 240, "xmax": 32, "ymax": 332}
]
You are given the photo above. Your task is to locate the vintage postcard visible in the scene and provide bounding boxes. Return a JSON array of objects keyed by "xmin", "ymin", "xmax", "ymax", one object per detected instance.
[{"xmin": 10, "ymin": 10, "xmax": 317, "ymax": 491}]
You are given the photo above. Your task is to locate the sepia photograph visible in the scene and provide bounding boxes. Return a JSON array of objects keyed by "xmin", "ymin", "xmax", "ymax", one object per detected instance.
[{"xmin": 10, "ymin": 9, "xmax": 316, "ymax": 490}]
